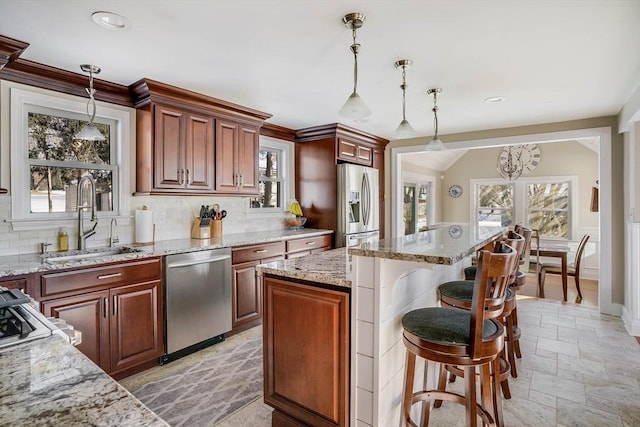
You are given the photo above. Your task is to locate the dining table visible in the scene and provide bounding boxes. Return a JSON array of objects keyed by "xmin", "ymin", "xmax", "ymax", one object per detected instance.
[{"xmin": 530, "ymin": 242, "xmax": 570, "ymax": 301}]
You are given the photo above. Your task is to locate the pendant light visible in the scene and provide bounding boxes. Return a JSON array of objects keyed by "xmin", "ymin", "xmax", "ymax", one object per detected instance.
[
  {"xmin": 338, "ymin": 13, "xmax": 372, "ymax": 121},
  {"xmin": 424, "ymin": 88, "xmax": 446, "ymax": 151},
  {"xmin": 74, "ymin": 64, "xmax": 105, "ymax": 141},
  {"xmin": 392, "ymin": 59, "xmax": 415, "ymax": 139}
]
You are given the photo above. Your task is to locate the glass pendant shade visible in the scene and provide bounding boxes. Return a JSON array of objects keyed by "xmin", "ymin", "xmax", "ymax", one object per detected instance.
[
  {"xmin": 75, "ymin": 123, "xmax": 105, "ymax": 141},
  {"xmin": 424, "ymin": 136, "xmax": 446, "ymax": 151},
  {"xmin": 393, "ymin": 119, "xmax": 416, "ymax": 139},
  {"xmin": 338, "ymin": 91, "xmax": 372, "ymax": 120}
]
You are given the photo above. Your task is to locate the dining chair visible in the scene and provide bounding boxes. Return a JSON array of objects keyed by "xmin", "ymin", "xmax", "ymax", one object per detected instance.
[{"xmin": 538, "ymin": 234, "xmax": 590, "ymax": 303}]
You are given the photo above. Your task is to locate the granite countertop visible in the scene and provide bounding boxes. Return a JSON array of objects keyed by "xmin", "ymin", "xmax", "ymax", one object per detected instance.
[
  {"xmin": 257, "ymin": 247, "xmax": 351, "ymax": 288},
  {"xmin": 0, "ymin": 228, "xmax": 332, "ymax": 278},
  {"xmin": 348, "ymin": 224, "xmax": 504, "ymax": 265},
  {"xmin": 0, "ymin": 335, "xmax": 168, "ymax": 427}
]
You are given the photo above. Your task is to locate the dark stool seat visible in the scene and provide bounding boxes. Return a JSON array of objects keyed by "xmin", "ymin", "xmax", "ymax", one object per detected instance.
[{"xmin": 464, "ymin": 266, "xmax": 477, "ymax": 281}]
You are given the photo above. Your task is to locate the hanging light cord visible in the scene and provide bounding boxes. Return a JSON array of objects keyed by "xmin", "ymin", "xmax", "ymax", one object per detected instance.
[
  {"xmin": 350, "ymin": 27, "xmax": 360, "ymax": 95},
  {"xmin": 400, "ymin": 65, "xmax": 407, "ymax": 120},
  {"xmin": 85, "ymin": 68, "xmax": 98, "ymax": 124},
  {"xmin": 432, "ymin": 90, "xmax": 439, "ymax": 138}
]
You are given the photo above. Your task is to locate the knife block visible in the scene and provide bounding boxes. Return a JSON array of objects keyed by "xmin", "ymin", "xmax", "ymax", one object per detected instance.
[
  {"xmin": 190, "ymin": 218, "xmax": 211, "ymax": 239},
  {"xmin": 210, "ymin": 220, "xmax": 223, "ymax": 238}
]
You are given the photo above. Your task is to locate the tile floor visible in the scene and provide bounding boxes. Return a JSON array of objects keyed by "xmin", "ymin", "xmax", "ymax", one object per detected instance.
[{"xmin": 216, "ymin": 294, "xmax": 640, "ymax": 427}]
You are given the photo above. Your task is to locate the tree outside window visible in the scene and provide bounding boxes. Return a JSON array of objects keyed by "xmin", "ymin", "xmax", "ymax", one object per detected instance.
[
  {"xmin": 527, "ymin": 182, "xmax": 570, "ymax": 238},
  {"xmin": 477, "ymin": 183, "xmax": 514, "ymax": 227},
  {"xmin": 251, "ymin": 148, "xmax": 281, "ymax": 209}
]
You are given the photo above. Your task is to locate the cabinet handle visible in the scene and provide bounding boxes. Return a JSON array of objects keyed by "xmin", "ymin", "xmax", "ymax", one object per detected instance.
[
  {"xmin": 254, "ymin": 249, "xmax": 268, "ymax": 254},
  {"xmin": 240, "ymin": 174, "xmax": 244, "ymax": 187},
  {"xmin": 181, "ymin": 169, "xmax": 185, "ymax": 185},
  {"xmin": 305, "ymin": 241, "xmax": 316, "ymax": 245},
  {"xmin": 186, "ymin": 169, "xmax": 190, "ymax": 185},
  {"xmin": 97, "ymin": 273, "xmax": 122, "ymax": 280},
  {"xmin": 103, "ymin": 298, "xmax": 108, "ymax": 318},
  {"xmin": 112, "ymin": 295, "xmax": 117, "ymax": 316}
]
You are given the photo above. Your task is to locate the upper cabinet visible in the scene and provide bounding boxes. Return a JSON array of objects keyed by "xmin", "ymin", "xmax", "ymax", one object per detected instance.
[
  {"xmin": 215, "ymin": 118, "xmax": 259, "ymax": 194},
  {"xmin": 131, "ymin": 79, "xmax": 271, "ymax": 196}
]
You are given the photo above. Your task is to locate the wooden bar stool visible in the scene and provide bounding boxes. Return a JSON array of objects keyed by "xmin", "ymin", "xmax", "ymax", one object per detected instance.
[
  {"xmin": 401, "ymin": 241, "xmax": 518, "ymax": 427},
  {"xmin": 438, "ymin": 231, "xmax": 525, "ymax": 400}
]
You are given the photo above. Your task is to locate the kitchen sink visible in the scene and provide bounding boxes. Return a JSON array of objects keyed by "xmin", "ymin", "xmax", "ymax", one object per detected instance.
[{"xmin": 42, "ymin": 247, "xmax": 144, "ymax": 264}]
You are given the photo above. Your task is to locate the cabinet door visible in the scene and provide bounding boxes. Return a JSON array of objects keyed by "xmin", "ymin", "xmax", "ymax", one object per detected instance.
[
  {"xmin": 237, "ymin": 124, "xmax": 259, "ymax": 194},
  {"xmin": 42, "ymin": 290, "xmax": 110, "ymax": 371},
  {"xmin": 154, "ymin": 104, "xmax": 185, "ymax": 189},
  {"xmin": 231, "ymin": 260, "xmax": 261, "ymax": 329},
  {"xmin": 263, "ymin": 276, "xmax": 350, "ymax": 427},
  {"xmin": 215, "ymin": 119, "xmax": 239, "ymax": 192},
  {"xmin": 110, "ymin": 281, "xmax": 163, "ymax": 374},
  {"xmin": 185, "ymin": 113, "xmax": 215, "ymax": 191}
]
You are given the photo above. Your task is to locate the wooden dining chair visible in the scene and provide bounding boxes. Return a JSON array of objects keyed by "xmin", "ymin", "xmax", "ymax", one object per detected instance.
[{"xmin": 538, "ymin": 234, "xmax": 590, "ymax": 303}]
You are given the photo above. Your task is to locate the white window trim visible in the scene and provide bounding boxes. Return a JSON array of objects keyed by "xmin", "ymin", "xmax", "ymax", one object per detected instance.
[
  {"xmin": 3, "ymin": 81, "xmax": 132, "ymax": 231},
  {"xmin": 470, "ymin": 175, "xmax": 578, "ymax": 240},
  {"xmin": 246, "ymin": 136, "xmax": 294, "ymax": 216}
]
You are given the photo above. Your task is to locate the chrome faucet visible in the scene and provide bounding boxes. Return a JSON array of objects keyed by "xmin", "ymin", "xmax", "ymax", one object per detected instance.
[
  {"xmin": 109, "ymin": 218, "xmax": 119, "ymax": 247},
  {"xmin": 77, "ymin": 175, "xmax": 98, "ymax": 250}
]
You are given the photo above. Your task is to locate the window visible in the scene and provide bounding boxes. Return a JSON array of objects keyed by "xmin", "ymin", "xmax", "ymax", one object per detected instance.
[
  {"xmin": 403, "ymin": 179, "xmax": 433, "ymax": 235},
  {"xmin": 472, "ymin": 177, "xmax": 574, "ymax": 239},
  {"xmin": 249, "ymin": 137, "xmax": 293, "ymax": 212},
  {"xmin": 527, "ymin": 181, "xmax": 570, "ymax": 238},
  {"xmin": 476, "ymin": 183, "xmax": 515, "ymax": 227},
  {"xmin": 5, "ymin": 82, "xmax": 132, "ymax": 230}
]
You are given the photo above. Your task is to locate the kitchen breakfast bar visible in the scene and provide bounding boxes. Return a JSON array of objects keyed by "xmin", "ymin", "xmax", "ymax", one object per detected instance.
[{"xmin": 257, "ymin": 224, "xmax": 504, "ymax": 427}]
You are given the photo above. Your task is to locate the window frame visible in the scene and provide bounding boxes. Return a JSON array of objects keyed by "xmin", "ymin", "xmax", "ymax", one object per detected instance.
[
  {"xmin": 247, "ymin": 136, "xmax": 293, "ymax": 215},
  {"xmin": 402, "ymin": 172, "xmax": 436, "ymax": 235},
  {"xmin": 4, "ymin": 82, "xmax": 132, "ymax": 230},
  {"xmin": 471, "ymin": 176, "xmax": 577, "ymax": 240}
]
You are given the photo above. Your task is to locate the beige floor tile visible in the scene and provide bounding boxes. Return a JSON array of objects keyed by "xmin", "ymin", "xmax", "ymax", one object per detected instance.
[
  {"xmin": 530, "ymin": 371, "xmax": 586, "ymax": 404},
  {"xmin": 557, "ymin": 399, "xmax": 623, "ymax": 427}
]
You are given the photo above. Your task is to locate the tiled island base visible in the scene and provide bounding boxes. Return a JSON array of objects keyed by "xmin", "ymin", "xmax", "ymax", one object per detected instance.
[{"xmin": 351, "ymin": 255, "xmax": 469, "ymax": 426}]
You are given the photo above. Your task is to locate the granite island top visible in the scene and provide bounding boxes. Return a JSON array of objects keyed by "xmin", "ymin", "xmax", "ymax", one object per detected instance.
[
  {"xmin": 348, "ymin": 224, "xmax": 504, "ymax": 265},
  {"xmin": 0, "ymin": 335, "xmax": 168, "ymax": 427},
  {"xmin": 257, "ymin": 247, "xmax": 351, "ymax": 289},
  {"xmin": 0, "ymin": 228, "xmax": 332, "ymax": 278}
]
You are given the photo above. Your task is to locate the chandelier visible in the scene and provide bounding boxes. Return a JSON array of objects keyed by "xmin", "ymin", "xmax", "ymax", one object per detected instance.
[
  {"xmin": 338, "ymin": 13, "xmax": 372, "ymax": 121},
  {"xmin": 74, "ymin": 64, "xmax": 105, "ymax": 141}
]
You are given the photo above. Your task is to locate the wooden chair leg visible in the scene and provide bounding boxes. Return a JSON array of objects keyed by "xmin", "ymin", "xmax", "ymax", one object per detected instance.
[
  {"xmin": 538, "ymin": 268, "xmax": 546, "ymax": 298},
  {"xmin": 491, "ymin": 358, "xmax": 504, "ymax": 427},
  {"xmin": 574, "ymin": 273, "xmax": 583, "ymax": 303},
  {"xmin": 505, "ymin": 314, "xmax": 518, "ymax": 378},
  {"xmin": 464, "ymin": 366, "xmax": 478, "ymax": 427},
  {"xmin": 401, "ymin": 350, "xmax": 417, "ymax": 427},
  {"xmin": 434, "ymin": 363, "xmax": 447, "ymax": 408},
  {"xmin": 511, "ymin": 307, "xmax": 522, "ymax": 359}
]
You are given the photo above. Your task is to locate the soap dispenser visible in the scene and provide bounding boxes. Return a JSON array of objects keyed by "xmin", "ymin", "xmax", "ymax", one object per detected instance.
[{"xmin": 58, "ymin": 229, "xmax": 69, "ymax": 252}]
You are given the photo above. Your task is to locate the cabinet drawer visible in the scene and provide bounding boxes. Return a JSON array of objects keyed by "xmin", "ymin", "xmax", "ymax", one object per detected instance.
[
  {"xmin": 41, "ymin": 257, "xmax": 162, "ymax": 298},
  {"xmin": 232, "ymin": 241, "xmax": 285, "ymax": 264},
  {"xmin": 286, "ymin": 235, "xmax": 332, "ymax": 254}
]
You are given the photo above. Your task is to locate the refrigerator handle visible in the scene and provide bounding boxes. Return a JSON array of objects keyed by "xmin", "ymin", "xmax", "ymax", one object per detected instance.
[{"xmin": 362, "ymin": 172, "xmax": 370, "ymax": 226}]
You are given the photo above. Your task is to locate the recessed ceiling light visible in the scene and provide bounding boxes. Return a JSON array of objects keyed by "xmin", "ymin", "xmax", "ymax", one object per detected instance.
[
  {"xmin": 484, "ymin": 96, "xmax": 506, "ymax": 104},
  {"xmin": 92, "ymin": 11, "xmax": 131, "ymax": 31}
]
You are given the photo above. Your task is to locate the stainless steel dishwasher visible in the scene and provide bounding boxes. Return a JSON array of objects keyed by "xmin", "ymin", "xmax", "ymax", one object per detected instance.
[{"xmin": 163, "ymin": 247, "xmax": 231, "ymax": 363}]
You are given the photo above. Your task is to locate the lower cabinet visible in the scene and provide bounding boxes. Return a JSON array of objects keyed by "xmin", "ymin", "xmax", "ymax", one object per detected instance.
[
  {"xmin": 263, "ymin": 275, "xmax": 350, "ymax": 427},
  {"xmin": 40, "ymin": 258, "xmax": 163, "ymax": 377},
  {"xmin": 231, "ymin": 241, "xmax": 285, "ymax": 335}
]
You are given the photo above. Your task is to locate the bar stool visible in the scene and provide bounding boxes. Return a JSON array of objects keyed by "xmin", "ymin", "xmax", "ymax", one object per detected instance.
[
  {"xmin": 401, "ymin": 241, "xmax": 518, "ymax": 427},
  {"xmin": 438, "ymin": 231, "xmax": 525, "ymax": 400}
]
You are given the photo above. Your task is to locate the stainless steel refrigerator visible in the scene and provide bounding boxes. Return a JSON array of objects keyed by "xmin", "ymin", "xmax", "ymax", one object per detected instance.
[{"xmin": 337, "ymin": 163, "xmax": 379, "ymax": 247}]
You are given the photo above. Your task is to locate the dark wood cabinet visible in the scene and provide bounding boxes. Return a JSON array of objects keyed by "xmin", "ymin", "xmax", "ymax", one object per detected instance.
[
  {"xmin": 131, "ymin": 78, "xmax": 270, "ymax": 196},
  {"xmin": 285, "ymin": 234, "xmax": 332, "ymax": 259},
  {"xmin": 40, "ymin": 257, "xmax": 163, "ymax": 377},
  {"xmin": 147, "ymin": 104, "xmax": 215, "ymax": 193},
  {"xmin": 230, "ymin": 241, "xmax": 285, "ymax": 335},
  {"xmin": 295, "ymin": 124, "xmax": 388, "ymax": 242},
  {"xmin": 0, "ymin": 274, "xmax": 35, "ymax": 295},
  {"xmin": 263, "ymin": 275, "xmax": 350, "ymax": 427},
  {"xmin": 215, "ymin": 118, "xmax": 259, "ymax": 194}
]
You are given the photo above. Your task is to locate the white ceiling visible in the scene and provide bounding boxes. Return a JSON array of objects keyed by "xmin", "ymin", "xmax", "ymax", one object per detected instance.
[{"xmin": 1, "ymin": 1, "xmax": 639, "ymax": 140}]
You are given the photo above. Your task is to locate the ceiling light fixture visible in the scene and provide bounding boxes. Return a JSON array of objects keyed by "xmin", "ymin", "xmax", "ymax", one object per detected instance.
[
  {"xmin": 424, "ymin": 88, "xmax": 446, "ymax": 151},
  {"xmin": 74, "ymin": 64, "xmax": 105, "ymax": 141},
  {"xmin": 497, "ymin": 146, "xmax": 524, "ymax": 181},
  {"xmin": 338, "ymin": 12, "xmax": 371, "ymax": 121},
  {"xmin": 392, "ymin": 59, "xmax": 416, "ymax": 139},
  {"xmin": 91, "ymin": 11, "xmax": 131, "ymax": 31}
]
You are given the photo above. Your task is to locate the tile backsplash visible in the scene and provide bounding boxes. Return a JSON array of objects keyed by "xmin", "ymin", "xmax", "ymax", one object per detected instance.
[{"xmin": 0, "ymin": 194, "xmax": 289, "ymax": 256}]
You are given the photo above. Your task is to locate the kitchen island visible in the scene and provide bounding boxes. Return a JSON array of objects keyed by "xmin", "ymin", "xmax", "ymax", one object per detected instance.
[
  {"xmin": 257, "ymin": 224, "xmax": 503, "ymax": 427},
  {"xmin": 0, "ymin": 334, "xmax": 168, "ymax": 426}
]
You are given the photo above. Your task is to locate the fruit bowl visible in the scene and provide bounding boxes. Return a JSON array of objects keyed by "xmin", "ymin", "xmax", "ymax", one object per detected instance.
[{"xmin": 285, "ymin": 216, "xmax": 307, "ymax": 229}]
